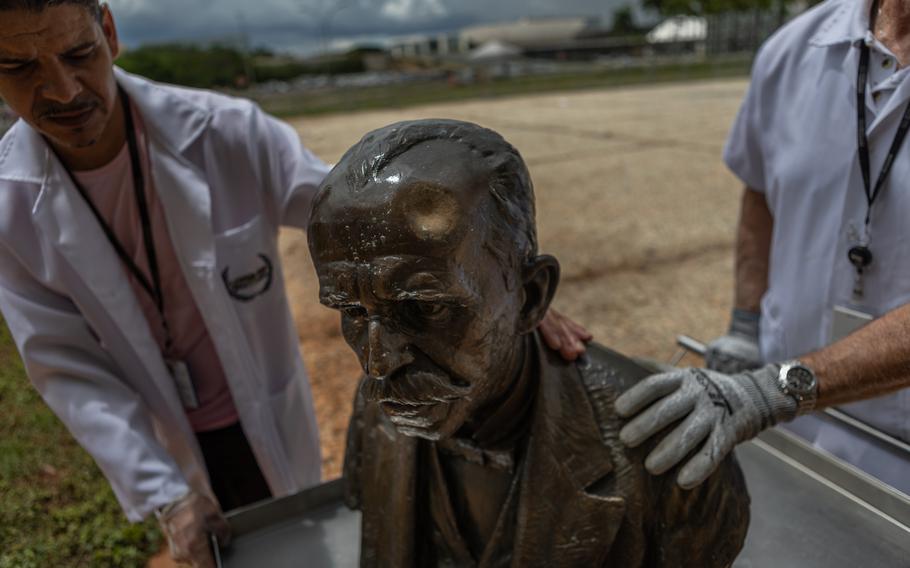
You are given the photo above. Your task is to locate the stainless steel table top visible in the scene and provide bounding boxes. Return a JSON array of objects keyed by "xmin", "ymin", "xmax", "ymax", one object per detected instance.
[
  {"xmin": 735, "ymin": 436, "xmax": 909, "ymax": 567},
  {"xmin": 219, "ymin": 431, "xmax": 910, "ymax": 568}
]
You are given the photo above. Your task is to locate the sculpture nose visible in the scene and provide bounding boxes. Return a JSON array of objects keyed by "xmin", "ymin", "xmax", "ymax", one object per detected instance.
[{"xmin": 366, "ymin": 317, "xmax": 414, "ymax": 379}]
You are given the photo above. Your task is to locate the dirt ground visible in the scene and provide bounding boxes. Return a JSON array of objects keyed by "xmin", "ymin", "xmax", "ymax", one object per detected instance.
[{"xmin": 279, "ymin": 78, "xmax": 751, "ymax": 480}]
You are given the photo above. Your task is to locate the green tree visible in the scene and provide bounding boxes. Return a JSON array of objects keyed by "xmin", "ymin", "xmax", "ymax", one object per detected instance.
[
  {"xmin": 117, "ymin": 44, "xmax": 249, "ymax": 88},
  {"xmin": 612, "ymin": 5, "xmax": 640, "ymax": 34},
  {"xmin": 643, "ymin": 0, "xmax": 775, "ymax": 15}
]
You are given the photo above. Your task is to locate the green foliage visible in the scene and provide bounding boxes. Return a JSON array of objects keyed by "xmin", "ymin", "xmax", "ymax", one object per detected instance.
[
  {"xmin": 0, "ymin": 317, "xmax": 162, "ymax": 567},
  {"xmin": 643, "ymin": 0, "xmax": 776, "ymax": 15},
  {"xmin": 117, "ymin": 43, "xmax": 249, "ymax": 88},
  {"xmin": 612, "ymin": 5, "xmax": 642, "ymax": 34},
  {"xmin": 253, "ymin": 53, "xmax": 366, "ymax": 83},
  {"xmin": 117, "ymin": 43, "xmax": 369, "ymax": 89}
]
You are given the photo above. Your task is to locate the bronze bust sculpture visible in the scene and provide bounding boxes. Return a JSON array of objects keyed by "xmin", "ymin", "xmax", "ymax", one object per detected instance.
[{"xmin": 308, "ymin": 120, "xmax": 750, "ymax": 567}]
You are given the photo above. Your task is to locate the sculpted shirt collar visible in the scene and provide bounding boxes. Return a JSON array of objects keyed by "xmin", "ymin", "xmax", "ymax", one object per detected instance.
[{"xmin": 441, "ymin": 335, "xmax": 539, "ymax": 463}]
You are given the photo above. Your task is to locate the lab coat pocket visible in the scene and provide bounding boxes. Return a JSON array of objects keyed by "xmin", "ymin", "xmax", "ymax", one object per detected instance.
[
  {"xmin": 215, "ymin": 216, "xmax": 297, "ymax": 391},
  {"xmin": 216, "ymin": 216, "xmax": 276, "ymax": 304}
]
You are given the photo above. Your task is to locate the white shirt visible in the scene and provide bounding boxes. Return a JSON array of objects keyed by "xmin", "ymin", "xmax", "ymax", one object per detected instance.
[
  {"xmin": 723, "ymin": 0, "xmax": 910, "ymax": 489},
  {"xmin": 0, "ymin": 69, "xmax": 330, "ymax": 520}
]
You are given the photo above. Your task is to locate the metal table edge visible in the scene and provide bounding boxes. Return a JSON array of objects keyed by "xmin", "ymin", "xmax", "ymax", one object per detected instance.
[
  {"xmin": 754, "ymin": 428, "xmax": 910, "ymax": 531},
  {"xmin": 226, "ymin": 477, "xmax": 347, "ymax": 537}
]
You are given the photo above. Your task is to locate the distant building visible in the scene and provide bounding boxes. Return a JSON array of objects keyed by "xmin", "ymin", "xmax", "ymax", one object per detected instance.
[
  {"xmin": 389, "ymin": 16, "xmax": 645, "ymax": 62},
  {"xmin": 461, "ymin": 17, "xmax": 599, "ymax": 50},
  {"xmin": 646, "ymin": 16, "xmax": 707, "ymax": 44}
]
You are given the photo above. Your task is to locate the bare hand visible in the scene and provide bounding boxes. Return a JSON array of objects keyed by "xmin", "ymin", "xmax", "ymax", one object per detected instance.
[
  {"xmin": 539, "ymin": 308, "xmax": 592, "ymax": 361},
  {"xmin": 158, "ymin": 492, "xmax": 231, "ymax": 568}
]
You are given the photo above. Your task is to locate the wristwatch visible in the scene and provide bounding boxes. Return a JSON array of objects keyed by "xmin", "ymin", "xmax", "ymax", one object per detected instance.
[{"xmin": 777, "ymin": 360, "xmax": 818, "ymax": 414}]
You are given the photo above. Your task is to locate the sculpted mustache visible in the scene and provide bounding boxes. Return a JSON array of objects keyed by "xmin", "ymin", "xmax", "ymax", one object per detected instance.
[
  {"xmin": 361, "ymin": 370, "xmax": 469, "ymax": 405},
  {"xmin": 37, "ymin": 98, "xmax": 100, "ymax": 119}
]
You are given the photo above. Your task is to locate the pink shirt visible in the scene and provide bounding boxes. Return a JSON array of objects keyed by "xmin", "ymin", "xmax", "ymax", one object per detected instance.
[{"xmin": 73, "ymin": 104, "xmax": 239, "ymax": 432}]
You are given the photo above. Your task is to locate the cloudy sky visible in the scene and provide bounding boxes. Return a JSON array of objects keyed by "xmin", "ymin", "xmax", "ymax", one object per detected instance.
[{"xmin": 108, "ymin": 0, "xmax": 650, "ymax": 55}]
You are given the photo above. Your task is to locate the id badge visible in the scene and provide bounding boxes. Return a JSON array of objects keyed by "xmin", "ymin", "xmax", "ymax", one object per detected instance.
[
  {"xmin": 830, "ymin": 305, "xmax": 874, "ymax": 344},
  {"xmin": 167, "ymin": 359, "xmax": 200, "ymax": 410}
]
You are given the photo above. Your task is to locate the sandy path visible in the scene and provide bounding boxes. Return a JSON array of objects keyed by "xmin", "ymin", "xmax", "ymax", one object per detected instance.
[{"xmin": 279, "ymin": 79, "xmax": 750, "ymax": 479}]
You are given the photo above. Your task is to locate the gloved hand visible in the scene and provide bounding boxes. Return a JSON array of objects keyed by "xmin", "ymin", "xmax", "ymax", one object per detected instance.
[
  {"xmin": 615, "ymin": 364, "xmax": 797, "ymax": 489},
  {"xmin": 157, "ymin": 491, "xmax": 231, "ymax": 568},
  {"xmin": 704, "ymin": 309, "xmax": 762, "ymax": 373}
]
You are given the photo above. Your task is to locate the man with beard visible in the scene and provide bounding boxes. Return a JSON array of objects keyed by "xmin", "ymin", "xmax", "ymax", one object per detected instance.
[{"xmin": 308, "ymin": 119, "xmax": 750, "ymax": 568}]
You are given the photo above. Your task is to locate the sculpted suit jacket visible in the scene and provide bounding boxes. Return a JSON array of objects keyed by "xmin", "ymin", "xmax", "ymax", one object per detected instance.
[{"xmin": 343, "ymin": 337, "xmax": 750, "ymax": 568}]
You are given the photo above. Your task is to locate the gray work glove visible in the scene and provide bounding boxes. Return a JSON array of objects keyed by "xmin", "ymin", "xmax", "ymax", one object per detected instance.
[
  {"xmin": 157, "ymin": 491, "xmax": 230, "ymax": 568},
  {"xmin": 704, "ymin": 309, "xmax": 762, "ymax": 374},
  {"xmin": 615, "ymin": 364, "xmax": 797, "ymax": 489}
]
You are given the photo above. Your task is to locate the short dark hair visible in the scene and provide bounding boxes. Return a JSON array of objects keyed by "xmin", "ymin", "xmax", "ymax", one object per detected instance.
[
  {"xmin": 328, "ymin": 119, "xmax": 538, "ymax": 272},
  {"xmin": 0, "ymin": 0, "xmax": 102, "ymax": 20}
]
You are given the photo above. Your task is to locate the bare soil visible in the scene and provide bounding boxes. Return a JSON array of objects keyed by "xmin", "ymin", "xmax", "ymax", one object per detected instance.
[{"xmin": 279, "ymin": 78, "xmax": 751, "ymax": 480}]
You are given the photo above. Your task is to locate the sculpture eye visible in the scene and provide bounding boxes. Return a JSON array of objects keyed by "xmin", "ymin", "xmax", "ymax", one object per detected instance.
[{"xmin": 409, "ymin": 301, "xmax": 450, "ymax": 321}]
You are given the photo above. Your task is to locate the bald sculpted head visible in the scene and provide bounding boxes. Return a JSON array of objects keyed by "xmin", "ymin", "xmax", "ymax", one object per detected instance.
[{"xmin": 308, "ymin": 119, "xmax": 559, "ymax": 440}]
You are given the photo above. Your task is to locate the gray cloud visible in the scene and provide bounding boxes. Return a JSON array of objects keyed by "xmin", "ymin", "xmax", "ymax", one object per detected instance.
[{"xmin": 108, "ymin": 0, "xmax": 645, "ymax": 53}]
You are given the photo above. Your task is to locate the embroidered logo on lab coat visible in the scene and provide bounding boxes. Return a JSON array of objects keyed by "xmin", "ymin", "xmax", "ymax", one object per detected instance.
[{"xmin": 222, "ymin": 254, "xmax": 273, "ymax": 302}]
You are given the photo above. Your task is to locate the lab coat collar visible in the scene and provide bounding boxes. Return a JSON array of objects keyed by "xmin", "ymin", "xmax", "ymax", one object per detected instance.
[
  {"xmin": 809, "ymin": 0, "xmax": 870, "ymax": 48},
  {"xmin": 114, "ymin": 67, "xmax": 212, "ymax": 156},
  {"xmin": 18, "ymin": 69, "xmax": 217, "ymax": 446},
  {"xmin": 0, "ymin": 67, "xmax": 211, "ymax": 186},
  {"xmin": 0, "ymin": 119, "xmax": 51, "ymax": 186}
]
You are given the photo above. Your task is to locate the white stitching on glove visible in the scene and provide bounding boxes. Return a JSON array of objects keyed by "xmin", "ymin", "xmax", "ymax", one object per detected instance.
[
  {"xmin": 704, "ymin": 309, "xmax": 762, "ymax": 374},
  {"xmin": 615, "ymin": 364, "xmax": 797, "ymax": 489},
  {"xmin": 157, "ymin": 491, "xmax": 231, "ymax": 568}
]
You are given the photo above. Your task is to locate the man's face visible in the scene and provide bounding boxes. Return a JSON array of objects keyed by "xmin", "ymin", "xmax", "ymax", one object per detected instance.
[
  {"xmin": 310, "ymin": 141, "xmax": 526, "ymax": 440},
  {"xmin": 0, "ymin": 4, "xmax": 119, "ymax": 151}
]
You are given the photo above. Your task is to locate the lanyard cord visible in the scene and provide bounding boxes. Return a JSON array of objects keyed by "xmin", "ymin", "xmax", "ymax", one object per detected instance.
[
  {"xmin": 55, "ymin": 88, "xmax": 174, "ymax": 351},
  {"xmin": 856, "ymin": 0, "xmax": 910, "ymax": 227}
]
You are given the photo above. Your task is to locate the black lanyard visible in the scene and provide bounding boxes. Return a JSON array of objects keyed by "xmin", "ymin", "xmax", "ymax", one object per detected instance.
[
  {"xmin": 849, "ymin": 0, "xmax": 910, "ymax": 280},
  {"xmin": 855, "ymin": 0, "xmax": 910, "ymax": 228},
  {"xmin": 55, "ymin": 88, "xmax": 173, "ymax": 351}
]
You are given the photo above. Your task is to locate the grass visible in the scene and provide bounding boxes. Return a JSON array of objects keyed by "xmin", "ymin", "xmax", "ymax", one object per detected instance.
[
  {"xmin": 0, "ymin": 316, "xmax": 162, "ymax": 568},
  {"xmin": 253, "ymin": 56, "xmax": 753, "ymax": 118}
]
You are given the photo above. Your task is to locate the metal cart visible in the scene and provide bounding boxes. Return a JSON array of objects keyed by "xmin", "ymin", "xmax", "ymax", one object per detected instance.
[{"xmin": 215, "ymin": 423, "xmax": 910, "ymax": 567}]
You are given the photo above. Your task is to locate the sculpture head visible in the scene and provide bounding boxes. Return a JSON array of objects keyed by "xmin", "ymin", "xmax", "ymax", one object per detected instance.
[{"xmin": 309, "ymin": 119, "xmax": 559, "ymax": 440}]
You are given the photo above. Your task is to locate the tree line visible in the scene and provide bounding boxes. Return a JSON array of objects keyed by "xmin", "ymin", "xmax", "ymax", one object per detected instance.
[{"xmin": 116, "ymin": 44, "xmax": 369, "ymax": 89}]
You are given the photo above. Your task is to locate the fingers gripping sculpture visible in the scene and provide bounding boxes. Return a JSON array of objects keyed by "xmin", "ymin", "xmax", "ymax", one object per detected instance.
[{"xmin": 308, "ymin": 120, "xmax": 750, "ymax": 568}]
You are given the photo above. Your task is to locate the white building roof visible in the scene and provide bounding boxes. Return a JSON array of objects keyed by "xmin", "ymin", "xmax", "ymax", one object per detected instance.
[
  {"xmin": 461, "ymin": 17, "xmax": 593, "ymax": 49},
  {"xmin": 646, "ymin": 16, "xmax": 707, "ymax": 43},
  {"xmin": 468, "ymin": 40, "xmax": 523, "ymax": 61}
]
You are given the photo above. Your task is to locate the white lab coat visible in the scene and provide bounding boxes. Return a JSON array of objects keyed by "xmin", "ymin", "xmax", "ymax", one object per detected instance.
[{"xmin": 0, "ymin": 69, "xmax": 330, "ymax": 521}]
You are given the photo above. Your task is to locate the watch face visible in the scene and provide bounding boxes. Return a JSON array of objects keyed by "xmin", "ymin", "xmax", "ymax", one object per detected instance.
[{"xmin": 787, "ymin": 366, "xmax": 816, "ymax": 394}]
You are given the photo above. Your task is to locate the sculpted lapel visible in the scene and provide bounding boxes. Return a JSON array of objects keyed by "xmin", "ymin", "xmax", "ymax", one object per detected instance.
[
  {"xmin": 345, "ymin": 399, "xmax": 421, "ymax": 568},
  {"xmin": 345, "ymin": 340, "xmax": 630, "ymax": 568},
  {"xmin": 510, "ymin": 347, "xmax": 626, "ymax": 568}
]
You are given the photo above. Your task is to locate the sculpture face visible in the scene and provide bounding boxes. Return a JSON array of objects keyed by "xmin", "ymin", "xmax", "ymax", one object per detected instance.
[{"xmin": 310, "ymin": 139, "xmax": 535, "ymax": 440}]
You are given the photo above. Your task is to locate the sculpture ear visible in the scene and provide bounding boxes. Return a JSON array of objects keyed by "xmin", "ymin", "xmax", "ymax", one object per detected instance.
[{"xmin": 518, "ymin": 254, "xmax": 560, "ymax": 334}]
